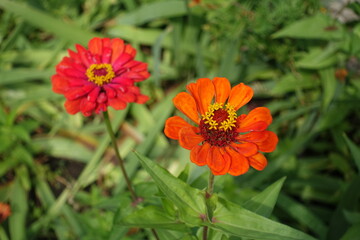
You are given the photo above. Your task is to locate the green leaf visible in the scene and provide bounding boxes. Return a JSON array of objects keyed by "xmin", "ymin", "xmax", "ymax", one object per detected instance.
[
  {"xmin": 120, "ymin": 205, "xmax": 187, "ymax": 231},
  {"xmin": 295, "ymin": 45, "xmax": 339, "ymax": 70},
  {"xmin": 343, "ymin": 133, "xmax": 360, "ymax": 174},
  {"xmin": 0, "ymin": 0, "xmax": 98, "ymax": 44},
  {"xmin": 210, "ymin": 197, "xmax": 316, "ymax": 240},
  {"xmin": 277, "ymin": 194, "xmax": 327, "ymax": 239},
  {"xmin": 134, "ymin": 152, "xmax": 207, "ymax": 226},
  {"xmin": 9, "ymin": 179, "xmax": 28, "ymax": 240},
  {"xmin": 340, "ymin": 223, "xmax": 360, "ymax": 240},
  {"xmin": 320, "ymin": 68, "xmax": 337, "ymax": 110},
  {"xmin": 243, "ymin": 177, "xmax": 286, "ymax": 217},
  {"xmin": 272, "ymin": 13, "xmax": 343, "ymax": 40},
  {"xmin": 116, "ymin": 0, "xmax": 187, "ymax": 25}
]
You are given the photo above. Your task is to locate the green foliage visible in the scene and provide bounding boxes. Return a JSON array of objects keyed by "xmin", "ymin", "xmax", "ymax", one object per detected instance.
[{"xmin": 0, "ymin": 0, "xmax": 359, "ymax": 239}]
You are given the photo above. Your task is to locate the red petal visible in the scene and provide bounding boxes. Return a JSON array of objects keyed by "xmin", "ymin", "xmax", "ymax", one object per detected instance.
[
  {"xmin": 109, "ymin": 97, "xmax": 127, "ymax": 110},
  {"xmin": 213, "ymin": 77, "xmax": 231, "ymax": 104},
  {"xmin": 112, "ymin": 53, "xmax": 134, "ymax": 72},
  {"xmin": 226, "ymin": 147, "xmax": 250, "ymax": 176},
  {"xmin": 249, "ymin": 153, "xmax": 267, "ymax": 171},
  {"xmin": 173, "ymin": 92, "xmax": 200, "ymax": 124},
  {"xmin": 75, "ymin": 44, "xmax": 92, "ymax": 67},
  {"xmin": 52, "ymin": 75, "xmax": 69, "ymax": 94},
  {"xmin": 228, "ymin": 83, "xmax": 253, "ymax": 111},
  {"xmin": 164, "ymin": 116, "xmax": 193, "ymax": 140},
  {"xmin": 110, "ymin": 38, "xmax": 125, "ymax": 63},
  {"xmin": 80, "ymin": 98, "xmax": 97, "ymax": 114},
  {"xmin": 258, "ymin": 131, "xmax": 278, "ymax": 152},
  {"xmin": 178, "ymin": 127, "xmax": 204, "ymax": 150},
  {"xmin": 64, "ymin": 99, "xmax": 81, "ymax": 115}
]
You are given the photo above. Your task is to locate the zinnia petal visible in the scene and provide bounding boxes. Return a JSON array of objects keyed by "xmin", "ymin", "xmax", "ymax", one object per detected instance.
[
  {"xmin": 228, "ymin": 83, "xmax": 253, "ymax": 111},
  {"xmin": 173, "ymin": 92, "xmax": 200, "ymax": 124},
  {"xmin": 88, "ymin": 37, "xmax": 103, "ymax": 55},
  {"xmin": 238, "ymin": 107, "xmax": 272, "ymax": 132},
  {"xmin": 249, "ymin": 153, "xmax": 267, "ymax": 171},
  {"xmin": 207, "ymin": 147, "xmax": 231, "ymax": 175},
  {"xmin": 164, "ymin": 116, "xmax": 193, "ymax": 140},
  {"xmin": 190, "ymin": 143, "xmax": 210, "ymax": 166},
  {"xmin": 213, "ymin": 77, "xmax": 231, "ymax": 104},
  {"xmin": 230, "ymin": 142, "xmax": 258, "ymax": 157},
  {"xmin": 258, "ymin": 131, "xmax": 278, "ymax": 152},
  {"xmin": 197, "ymin": 78, "xmax": 215, "ymax": 115},
  {"xmin": 64, "ymin": 99, "xmax": 81, "ymax": 115},
  {"xmin": 236, "ymin": 131, "xmax": 269, "ymax": 143},
  {"xmin": 226, "ymin": 147, "xmax": 250, "ymax": 176},
  {"xmin": 178, "ymin": 127, "xmax": 204, "ymax": 150}
]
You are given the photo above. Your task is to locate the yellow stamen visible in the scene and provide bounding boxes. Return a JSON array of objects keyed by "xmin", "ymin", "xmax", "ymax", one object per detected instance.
[
  {"xmin": 202, "ymin": 102, "xmax": 237, "ymax": 131},
  {"xmin": 86, "ymin": 63, "xmax": 115, "ymax": 86}
]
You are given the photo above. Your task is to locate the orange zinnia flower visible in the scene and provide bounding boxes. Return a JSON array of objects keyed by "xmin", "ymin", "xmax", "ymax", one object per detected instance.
[
  {"xmin": 0, "ymin": 202, "xmax": 11, "ymax": 223},
  {"xmin": 52, "ymin": 37, "xmax": 150, "ymax": 116},
  {"xmin": 164, "ymin": 77, "xmax": 278, "ymax": 176}
]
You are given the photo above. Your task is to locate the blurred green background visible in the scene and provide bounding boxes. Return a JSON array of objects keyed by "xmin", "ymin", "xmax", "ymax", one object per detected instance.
[{"xmin": 0, "ymin": 0, "xmax": 360, "ymax": 239}]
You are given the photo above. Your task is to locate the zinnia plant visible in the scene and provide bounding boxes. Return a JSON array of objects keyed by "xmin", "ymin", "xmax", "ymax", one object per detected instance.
[
  {"xmin": 52, "ymin": 37, "xmax": 149, "ymax": 117},
  {"xmin": 165, "ymin": 77, "xmax": 278, "ymax": 176},
  {"xmin": 51, "ymin": 37, "xmax": 151, "ymax": 202},
  {"xmin": 164, "ymin": 77, "xmax": 278, "ymax": 239}
]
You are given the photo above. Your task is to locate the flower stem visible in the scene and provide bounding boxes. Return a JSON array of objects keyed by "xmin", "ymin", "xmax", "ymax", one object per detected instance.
[
  {"xmin": 103, "ymin": 111, "xmax": 137, "ymax": 201},
  {"xmin": 203, "ymin": 171, "xmax": 215, "ymax": 240}
]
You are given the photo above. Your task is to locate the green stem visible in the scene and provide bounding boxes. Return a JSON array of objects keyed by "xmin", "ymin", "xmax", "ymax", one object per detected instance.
[
  {"xmin": 203, "ymin": 171, "xmax": 215, "ymax": 240},
  {"xmin": 103, "ymin": 111, "xmax": 137, "ymax": 201}
]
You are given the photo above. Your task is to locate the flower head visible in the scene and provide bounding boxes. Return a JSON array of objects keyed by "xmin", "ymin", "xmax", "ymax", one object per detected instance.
[
  {"xmin": 0, "ymin": 202, "xmax": 11, "ymax": 223},
  {"xmin": 164, "ymin": 77, "xmax": 278, "ymax": 176},
  {"xmin": 52, "ymin": 37, "xmax": 150, "ymax": 116}
]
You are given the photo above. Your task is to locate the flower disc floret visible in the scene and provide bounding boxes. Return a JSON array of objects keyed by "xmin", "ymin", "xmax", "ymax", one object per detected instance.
[{"xmin": 86, "ymin": 63, "xmax": 115, "ymax": 86}]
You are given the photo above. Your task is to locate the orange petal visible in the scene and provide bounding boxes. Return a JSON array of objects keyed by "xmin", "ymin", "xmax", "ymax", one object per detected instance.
[
  {"xmin": 173, "ymin": 92, "xmax": 200, "ymax": 124},
  {"xmin": 88, "ymin": 37, "xmax": 103, "ymax": 55},
  {"xmin": 207, "ymin": 147, "xmax": 231, "ymax": 175},
  {"xmin": 228, "ymin": 83, "xmax": 253, "ymax": 111},
  {"xmin": 179, "ymin": 127, "xmax": 204, "ymax": 150},
  {"xmin": 197, "ymin": 78, "xmax": 215, "ymax": 115},
  {"xmin": 238, "ymin": 107, "xmax": 272, "ymax": 132},
  {"xmin": 249, "ymin": 153, "xmax": 267, "ymax": 171},
  {"xmin": 213, "ymin": 77, "xmax": 231, "ymax": 104},
  {"xmin": 225, "ymin": 147, "xmax": 249, "ymax": 176},
  {"xmin": 258, "ymin": 131, "xmax": 278, "ymax": 152},
  {"xmin": 186, "ymin": 82, "xmax": 202, "ymax": 113},
  {"xmin": 237, "ymin": 131, "xmax": 269, "ymax": 143},
  {"xmin": 164, "ymin": 116, "xmax": 192, "ymax": 140},
  {"xmin": 190, "ymin": 144, "xmax": 210, "ymax": 166},
  {"xmin": 231, "ymin": 142, "xmax": 258, "ymax": 157}
]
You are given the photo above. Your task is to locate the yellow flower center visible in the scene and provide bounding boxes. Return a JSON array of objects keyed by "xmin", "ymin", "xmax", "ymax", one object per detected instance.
[
  {"xmin": 86, "ymin": 63, "xmax": 115, "ymax": 86},
  {"xmin": 202, "ymin": 103, "xmax": 237, "ymax": 131}
]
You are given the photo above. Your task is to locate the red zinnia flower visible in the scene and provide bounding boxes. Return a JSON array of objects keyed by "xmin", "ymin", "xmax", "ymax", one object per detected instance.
[
  {"xmin": 0, "ymin": 202, "xmax": 11, "ymax": 223},
  {"xmin": 52, "ymin": 37, "xmax": 150, "ymax": 116},
  {"xmin": 164, "ymin": 77, "xmax": 278, "ymax": 176}
]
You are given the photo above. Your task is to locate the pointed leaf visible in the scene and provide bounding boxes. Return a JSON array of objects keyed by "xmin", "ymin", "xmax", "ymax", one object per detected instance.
[
  {"xmin": 120, "ymin": 205, "xmax": 187, "ymax": 231},
  {"xmin": 243, "ymin": 177, "xmax": 286, "ymax": 217},
  {"xmin": 134, "ymin": 152, "xmax": 207, "ymax": 226},
  {"xmin": 343, "ymin": 133, "xmax": 360, "ymax": 174},
  {"xmin": 210, "ymin": 197, "xmax": 316, "ymax": 240}
]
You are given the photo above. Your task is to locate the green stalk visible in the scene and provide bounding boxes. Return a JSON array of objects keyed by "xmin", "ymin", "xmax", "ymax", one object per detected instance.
[
  {"xmin": 203, "ymin": 171, "xmax": 215, "ymax": 240},
  {"xmin": 103, "ymin": 111, "xmax": 137, "ymax": 201}
]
